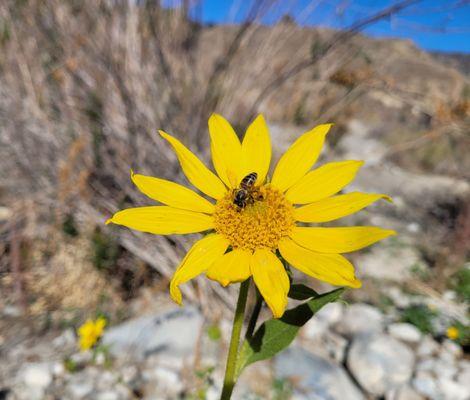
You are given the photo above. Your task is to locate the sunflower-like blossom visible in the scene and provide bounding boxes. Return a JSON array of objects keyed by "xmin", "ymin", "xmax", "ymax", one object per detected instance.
[{"xmin": 107, "ymin": 114, "xmax": 395, "ymax": 317}]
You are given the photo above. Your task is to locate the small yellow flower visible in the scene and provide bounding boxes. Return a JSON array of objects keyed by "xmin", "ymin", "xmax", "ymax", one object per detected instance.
[
  {"xmin": 446, "ymin": 326, "xmax": 459, "ymax": 340},
  {"xmin": 78, "ymin": 317, "xmax": 106, "ymax": 351},
  {"xmin": 107, "ymin": 114, "xmax": 395, "ymax": 318}
]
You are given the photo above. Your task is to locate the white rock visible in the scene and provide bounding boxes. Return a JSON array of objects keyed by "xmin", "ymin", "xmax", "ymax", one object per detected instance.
[
  {"xmin": 441, "ymin": 339, "xmax": 463, "ymax": 358},
  {"xmin": 70, "ymin": 350, "xmax": 93, "ymax": 364},
  {"xmin": 416, "ymin": 335, "xmax": 439, "ymax": 358},
  {"xmin": 102, "ymin": 306, "xmax": 203, "ymax": 360},
  {"xmin": 275, "ymin": 347, "xmax": 364, "ymax": 400},
  {"xmin": 120, "ymin": 365, "xmax": 138, "ymax": 384},
  {"xmin": 388, "ymin": 323, "xmax": 422, "ymax": 343},
  {"xmin": 335, "ymin": 304, "xmax": 384, "ymax": 337},
  {"xmin": 303, "ymin": 318, "xmax": 328, "ymax": 340},
  {"xmin": 52, "ymin": 329, "xmax": 76, "ymax": 348},
  {"xmin": 388, "ymin": 287, "xmax": 412, "ymax": 308},
  {"xmin": 412, "ymin": 371, "xmax": 438, "ymax": 399},
  {"xmin": 96, "ymin": 370, "xmax": 117, "ymax": 390},
  {"xmin": 386, "ymin": 385, "xmax": 424, "ymax": 400},
  {"xmin": 416, "ymin": 358, "xmax": 436, "ymax": 372},
  {"xmin": 151, "ymin": 366, "xmax": 183, "ymax": 394},
  {"xmin": 355, "ymin": 246, "xmax": 424, "ymax": 283},
  {"xmin": 52, "ymin": 362, "xmax": 65, "ymax": 377},
  {"xmin": 458, "ymin": 359, "xmax": 470, "ymax": 372},
  {"xmin": 457, "ymin": 368, "xmax": 470, "ymax": 386},
  {"xmin": 347, "ymin": 333, "xmax": 415, "ymax": 396},
  {"xmin": 315, "ymin": 302, "xmax": 344, "ymax": 325},
  {"xmin": 206, "ymin": 386, "xmax": 220, "ymax": 400},
  {"xmin": 438, "ymin": 362, "xmax": 458, "ymax": 380},
  {"xmin": 96, "ymin": 391, "xmax": 120, "ymax": 400},
  {"xmin": 95, "ymin": 352, "xmax": 106, "ymax": 365},
  {"xmin": 437, "ymin": 377, "xmax": 470, "ymax": 400},
  {"xmin": 19, "ymin": 363, "xmax": 53, "ymax": 388},
  {"xmin": 67, "ymin": 379, "xmax": 94, "ymax": 399}
]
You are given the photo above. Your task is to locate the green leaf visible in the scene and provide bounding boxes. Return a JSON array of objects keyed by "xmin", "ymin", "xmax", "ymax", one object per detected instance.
[
  {"xmin": 288, "ymin": 284, "xmax": 319, "ymax": 300},
  {"xmin": 236, "ymin": 288, "xmax": 344, "ymax": 376}
]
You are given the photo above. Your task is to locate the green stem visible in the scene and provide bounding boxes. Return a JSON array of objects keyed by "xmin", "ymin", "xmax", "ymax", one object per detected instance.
[{"xmin": 220, "ymin": 279, "xmax": 250, "ymax": 400}]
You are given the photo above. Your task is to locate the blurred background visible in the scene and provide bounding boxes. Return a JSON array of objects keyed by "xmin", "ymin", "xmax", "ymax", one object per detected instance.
[{"xmin": 0, "ymin": 0, "xmax": 469, "ymax": 399}]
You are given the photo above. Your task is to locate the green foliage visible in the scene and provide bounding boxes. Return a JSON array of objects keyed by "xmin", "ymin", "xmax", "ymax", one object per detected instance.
[
  {"xmin": 207, "ymin": 324, "xmax": 222, "ymax": 341},
  {"xmin": 449, "ymin": 321, "xmax": 470, "ymax": 346},
  {"xmin": 62, "ymin": 213, "xmax": 79, "ymax": 237},
  {"xmin": 377, "ymin": 294, "xmax": 394, "ymax": 313},
  {"xmin": 401, "ymin": 304, "xmax": 437, "ymax": 334},
  {"xmin": 409, "ymin": 262, "xmax": 430, "ymax": 281},
  {"xmin": 450, "ymin": 265, "xmax": 470, "ymax": 303},
  {"xmin": 64, "ymin": 358, "xmax": 79, "ymax": 373},
  {"xmin": 271, "ymin": 378, "xmax": 293, "ymax": 400},
  {"xmin": 91, "ymin": 227, "xmax": 120, "ymax": 271},
  {"xmin": 0, "ymin": 18, "xmax": 10, "ymax": 45},
  {"xmin": 236, "ymin": 288, "xmax": 345, "ymax": 376},
  {"xmin": 288, "ymin": 284, "xmax": 319, "ymax": 300},
  {"xmin": 188, "ymin": 366, "xmax": 215, "ymax": 400},
  {"xmin": 293, "ymin": 96, "xmax": 307, "ymax": 126},
  {"xmin": 310, "ymin": 40, "xmax": 327, "ymax": 60}
]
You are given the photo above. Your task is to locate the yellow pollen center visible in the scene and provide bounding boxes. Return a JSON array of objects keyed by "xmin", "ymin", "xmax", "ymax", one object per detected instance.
[{"xmin": 213, "ymin": 186, "xmax": 295, "ymax": 251}]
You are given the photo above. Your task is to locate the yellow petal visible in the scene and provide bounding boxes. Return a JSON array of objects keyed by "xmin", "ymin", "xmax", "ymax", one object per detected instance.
[
  {"xmin": 206, "ymin": 249, "xmax": 251, "ymax": 287},
  {"xmin": 241, "ymin": 114, "xmax": 271, "ymax": 184},
  {"xmin": 290, "ymin": 226, "xmax": 396, "ymax": 254},
  {"xmin": 286, "ymin": 160, "xmax": 364, "ymax": 204},
  {"xmin": 294, "ymin": 192, "xmax": 392, "ymax": 223},
  {"xmin": 170, "ymin": 234, "xmax": 230, "ymax": 304},
  {"xmin": 208, "ymin": 114, "xmax": 242, "ymax": 187},
  {"xmin": 131, "ymin": 172, "xmax": 215, "ymax": 214},
  {"xmin": 106, "ymin": 206, "xmax": 214, "ymax": 235},
  {"xmin": 271, "ymin": 124, "xmax": 332, "ymax": 192},
  {"xmin": 250, "ymin": 249, "xmax": 289, "ymax": 318},
  {"xmin": 159, "ymin": 130, "xmax": 227, "ymax": 199},
  {"xmin": 279, "ymin": 237, "xmax": 361, "ymax": 288}
]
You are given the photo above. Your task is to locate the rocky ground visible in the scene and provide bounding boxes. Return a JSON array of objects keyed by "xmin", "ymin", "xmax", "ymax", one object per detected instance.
[
  {"xmin": 1, "ymin": 299, "xmax": 468, "ymax": 400},
  {"xmin": 1, "ymin": 117, "xmax": 469, "ymax": 400}
]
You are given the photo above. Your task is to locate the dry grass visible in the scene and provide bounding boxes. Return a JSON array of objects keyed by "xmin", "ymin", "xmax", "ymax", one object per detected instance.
[{"xmin": 0, "ymin": 0, "xmax": 468, "ymax": 315}]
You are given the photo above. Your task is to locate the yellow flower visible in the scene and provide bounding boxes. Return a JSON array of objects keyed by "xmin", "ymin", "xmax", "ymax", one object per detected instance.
[
  {"xmin": 107, "ymin": 114, "xmax": 395, "ymax": 318},
  {"xmin": 78, "ymin": 317, "xmax": 106, "ymax": 351},
  {"xmin": 446, "ymin": 326, "xmax": 459, "ymax": 340}
]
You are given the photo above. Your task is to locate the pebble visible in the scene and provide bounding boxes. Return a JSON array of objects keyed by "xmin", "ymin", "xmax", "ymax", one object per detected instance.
[
  {"xmin": 335, "ymin": 303, "xmax": 384, "ymax": 337},
  {"xmin": 315, "ymin": 302, "xmax": 344, "ymax": 325},
  {"xmin": 67, "ymin": 379, "xmax": 94, "ymax": 399},
  {"xmin": 276, "ymin": 346, "xmax": 364, "ymax": 400},
  {"xmin": 388, "ymin": 323, "xmax": 422, "ymax": 343},
  {"xmin": 416, "ymin": 335, "xmax": 439, "ymax": 358},
  {"xmin": 412, "ymin": 371, "xmax": 438, "ymax": 399},
  {"xmin": 102, "ymin": 306, "xmax": 203, "ymax": 360},
  {"xmin": 441, "ymin": 339, "xmax": 463, "ymax": 358},
  {"xmin": 52, "ymin": 361, "xmax": 65, "ymax": 377},
  {"xmin": 96, "ymin": 391, "xmax": 120, "ymax": 400},
  {"xmin": 386, "ymin": 385, "xmax": 424, "ymax": 400},
  {"xmin": 19, "ymin": 363, "xmax": 53, "ymax": 388},
  {"xmin": 437, "ymin": 376, "xmax": 469, "ymax": 400},
  {"xmin": 347, "ymin": 333, "xmax": 415, "ymax": 396},
  {"xmin": 52, "ymin": 329, "xmax": 76, "ymax": 348}
]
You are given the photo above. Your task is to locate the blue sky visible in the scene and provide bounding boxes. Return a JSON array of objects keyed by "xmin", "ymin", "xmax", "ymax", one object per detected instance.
[{"xmin": 165, "ymin": 0, "xmax": 470, "ymax": 53}]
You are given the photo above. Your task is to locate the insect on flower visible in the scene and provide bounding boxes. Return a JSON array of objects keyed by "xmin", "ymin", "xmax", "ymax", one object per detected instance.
[
  {"xmin": 233, "ymin": 172, "xmax": 263, "ymax": 209},
  {"xmin": 106, "ymin": 114, "xmax": 395, "ymax": 318}
]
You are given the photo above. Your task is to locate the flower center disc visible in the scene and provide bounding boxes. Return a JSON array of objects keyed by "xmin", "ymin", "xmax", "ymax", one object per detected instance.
[{"xmin": 213, "ymin": 186, "xmax": 295, "ymax": 251}]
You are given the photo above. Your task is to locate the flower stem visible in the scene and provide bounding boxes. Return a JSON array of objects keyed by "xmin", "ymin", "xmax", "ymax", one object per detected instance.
[{"xmin": 220, "ymin": 279, "xmax": 250, "ymax": 400}]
